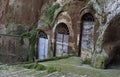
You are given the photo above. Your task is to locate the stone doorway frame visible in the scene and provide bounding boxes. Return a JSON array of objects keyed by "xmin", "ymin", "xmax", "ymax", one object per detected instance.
[
  {"xmin": 52, "ymin": 11, "xmax": 73, "ymax": 57},
  {"xmin": 79, "ymin": 13, "xmax": 94, "ymax": 59},
  {"xmin": 78, "ymin": 9, "xmax": 99, "ymax": 58},
  {"xmin": 36, "ymin": 31, "xmax": 48, "ymax": 59},
  {"xmin": 54, "ymin": 23, "xmax": 69, "ymax": 57}
]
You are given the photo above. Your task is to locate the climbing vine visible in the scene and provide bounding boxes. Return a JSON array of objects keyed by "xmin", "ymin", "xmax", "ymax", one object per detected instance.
[
  {"xmin": 38, "ymin": 0, "xmax": 71, "ymax": 29},
  {"xmin": 44, "ymin": 3, "xmax": 60, "ymax": 27},
  {"xmin": 20, "ymin": 22, "xmax": 38, "ymax": 61}
]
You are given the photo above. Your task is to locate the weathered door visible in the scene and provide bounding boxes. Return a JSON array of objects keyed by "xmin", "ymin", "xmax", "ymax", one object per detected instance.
[
  {"xmin": 55, "ymin": 23, "xmax": 69, "ymax": 57},
  {"xmin": 81, "ymin": 21, "xmax": 94, "ymax": 53},
  {"xmin": 38, "ymin": 32, "xmax": 48, "ymax": 60},
  {"xmin": 56, "ymin": 33, "xmax": 69, "ymax": 56}
]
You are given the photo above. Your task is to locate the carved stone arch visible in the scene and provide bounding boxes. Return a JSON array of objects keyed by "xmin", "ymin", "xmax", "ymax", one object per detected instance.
[
  {"xmin": 52, "ymin": 11, "xmax": 74, "ymax": 56},
  {"xmin": 53, "ymin": 11, "xmax": 73, "ymax": 37},
  {"xmin": 54, "ymin": 23, "xmax": 69, "ymax": 56},
  {"xmin": 79, "ymin": 9, "xmax": 96, "ymax": 23},
  {"xmin": 38, "ymin": 30, "xmax": 48, "ymax": 38}
]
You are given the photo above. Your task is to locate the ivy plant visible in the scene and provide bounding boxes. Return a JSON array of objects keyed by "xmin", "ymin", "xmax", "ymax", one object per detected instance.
[
  {"xmin": 20, "ymin": 22, "xmax": 38, "ymax": 61},
  {"xmin": 44, "ymin": 3, "xmax": 60, "ymax": 27}
]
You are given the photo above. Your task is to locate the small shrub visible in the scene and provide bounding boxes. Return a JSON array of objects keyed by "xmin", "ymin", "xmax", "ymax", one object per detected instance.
[
  {"xmin": 82, "ymin": 58, "xmax": 91, "ymax": 64},
  {"xmin": 23, "ymin": 64, "xmax": 34, "ymax": 69},
  {"xmin": 47, "ymin": 66, "xmax": 57, "ymax": 73},
  {"xmin": 35, "ymin": 64, "xmax": 46, "ymax": 71},
  {"xmin": 0, "ymin": 66, "xmax": 8, "ymax": 70},
  {"xmin": 69, "ymin": 49, "xmax": 76, "ymax": 56},
  {"xmin": 23, "ymin": 64, "xmax": 46, "ymax": 71},
  {"xmin": 18, "ymin": 57, "xmax": 27, "ymax": 62},
  {"xmin": 92, "ymin": 53, "xmax": 107, "ymax": 69}
]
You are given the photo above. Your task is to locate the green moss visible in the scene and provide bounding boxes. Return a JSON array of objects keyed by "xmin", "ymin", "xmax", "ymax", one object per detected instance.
[
  {"xmin": 82, "ymin": 58, "xmax": 91, "ymax": 65},
  {"xmin": 0, "ymin": 66, "xmax": 8, "ymax": 70},
  {"xmin": 35, "ymin": 64, "xmax": 46, "ymax": 71},
  {"xmin": 40, "ymin": 57, "xmax": 120, "ymax": 77},
  {"xmin": 20, "ymin": 21, "xmax": 38, "ymax": 61},
  {"xmin": 23, "ymin": 64, "xmax": 46, "ymax": 71},
  {"xmin": 69, "ymin": 49, "xmax": 76, "ymax": 56},
  {"xmin": 86, "ymin": 1, "xmax": 96, "ymax": 12},
  {"xmin": 92, "ymin": 51, "xmax": 108, "ymax": 69},
  {"xmin": 47, "ymin": 66, "xmax": 57, "ymax": 74},
  {"xmin": 18, "ymin": 57, "xmax": 27, "ymax": 62},
  {"xmin": 23, "ymin": 64, "xmax": 34, "ymax": 69},
  {"xmin": 6, "ymin": 22, "xmax": 28, "ymax": 35},
  {"xmin": 47, "ymin": 46, "xmax": 53, "ymax": 58},
  {"xmin": 44, "ymin": 3, "xmax": 60, "ymax": 27}
]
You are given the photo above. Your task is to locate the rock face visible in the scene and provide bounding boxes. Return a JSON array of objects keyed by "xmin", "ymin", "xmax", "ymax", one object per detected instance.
[
  {"xmin": 0, "ymin": 0, "xmax": 8, "ymax": 23},
  {"xmin": 37, "ymin": 0, "xmax": 91, "ymax": 59},
  {"xmin": 91, "ymin": 0, "xmax": 120, "ymax": 68},
  {"xmin": 0, "ymin": 0, "xmax": 55, "ymax": 32},
  {"xmin": 6, "ymin": 0, "xmax": 44, "ymax": 27},
  {"xmin": 0, "ymin": 0, "xmax": 120, "ymax": 67},
  {"xmin": 0, "ymin": 0, "xmax": 49, "ymax": 63}
]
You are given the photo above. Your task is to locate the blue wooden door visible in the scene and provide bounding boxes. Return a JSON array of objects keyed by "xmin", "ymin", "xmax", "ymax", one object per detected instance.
[{"xmin": 38, "ymin": 37, "xmax": 48, "ymax": 60}]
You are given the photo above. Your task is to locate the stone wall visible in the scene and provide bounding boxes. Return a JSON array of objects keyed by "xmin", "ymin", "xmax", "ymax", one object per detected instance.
[
  {"xmin": 0, "ymin": 0, "xmax": 52, "ymax": 63},
  {"xmin": 90, "ymin": 0, "xmax": 120, "ymax": 68},
  {"xmin": 7, "ymin": 0, "xmax": 44, "ymax": 27},
  {"xmin": 0, "ymin": 34, "xmax": 29, "ymax": 64}
]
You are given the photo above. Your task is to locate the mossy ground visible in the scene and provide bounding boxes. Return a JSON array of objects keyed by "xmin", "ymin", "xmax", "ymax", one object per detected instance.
[
  {"xmin": 40, "ymin": 57, "xmax": 120, "ymax": 77},
  {"xmin": 0, "ymin": 57, "xmax": 120, "ymax": 77}
]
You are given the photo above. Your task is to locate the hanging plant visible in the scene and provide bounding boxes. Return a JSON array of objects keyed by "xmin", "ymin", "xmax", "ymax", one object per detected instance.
[{"xmin": 20, "ymin": 22, "xmax": 38, "ymax": 61}]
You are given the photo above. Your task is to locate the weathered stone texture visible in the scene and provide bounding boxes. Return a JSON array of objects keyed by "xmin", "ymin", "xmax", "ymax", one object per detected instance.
[
  {"xmin": 0, "ymin": 0, "xmax": 49, "ymax": 63},
  {"xmin": 91, "ymin": 0, "xmax": 120, "ymax": 68},
  {"xmin": 7, "ymin": 0, "xmax": 44, "ymax": 27},
  {"xmin": 0, "ymin": 0, "xmax": 8, "ymax": 24},
  {"xmin": 0, "ymin": 34, "xmax": 29, "ymax": 63}
]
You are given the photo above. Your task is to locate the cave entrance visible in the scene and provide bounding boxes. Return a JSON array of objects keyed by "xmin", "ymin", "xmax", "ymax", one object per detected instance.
[
  {"xmin": 103, "ymin": 14, "xmax": 120, "ymax": 69},
  {"xmin": 79, "ymin": 13, "xmax": 94, "ymax": 58},
  {"xmin": 54, "ymin": 23, "xmax": 69, "ymax": 57},
  {"xmin": 107, "ymin": 54, "xmax": 120, "ymax": 69}
]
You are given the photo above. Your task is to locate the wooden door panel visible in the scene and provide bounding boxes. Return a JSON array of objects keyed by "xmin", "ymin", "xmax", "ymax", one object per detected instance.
[
  {"xmin": 44, "ymin": 39, "xmax": 48, "ymax": 59},
  {"xmin": 81, "ymin": 21, "xmax": 94, "ymax": 52},
  {"xmin": 38, "ymin": 38, "xmax": 48, "ymax": 60},
  {"xmin": 38, "ymin": 38, "xmax": 45, "ymax": 59},
  {"xmin": 56, "ymin": 33, "xmax": 69, "ymax": 56}
]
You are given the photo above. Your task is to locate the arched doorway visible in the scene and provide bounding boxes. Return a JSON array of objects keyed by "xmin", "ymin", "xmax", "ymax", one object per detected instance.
[
  {"xmin": 54, "ymin": 23, "xmax": 69, "ymax": 57},
  {"xmin": 38, "ymin": 31, "xmax": 48, "ymax": 60},
  {"xmin": 80, "ymin": 13, "xmax": 94, "ymax": 58}
]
